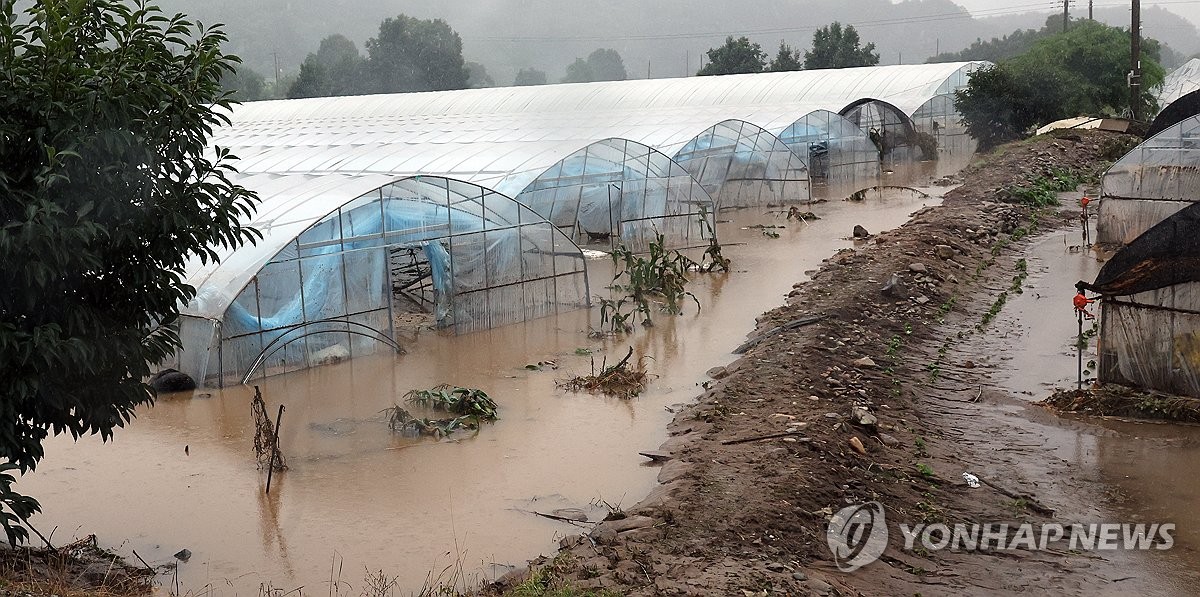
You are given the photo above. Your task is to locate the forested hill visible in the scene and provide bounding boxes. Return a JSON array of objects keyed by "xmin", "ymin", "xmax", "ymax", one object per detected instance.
[{"xmin": 158, "ymin": 0, "xmax": 1199, "ymax": 86}]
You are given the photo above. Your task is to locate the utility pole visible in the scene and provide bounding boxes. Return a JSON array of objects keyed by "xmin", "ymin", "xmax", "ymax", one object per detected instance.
[
  {"xmin": 1063, "ymin": 0, "xmax": 1069, "ymax": 32},
  {"xmin": 1089, "ymin": 0, "xmax": 1094, "ymax": 19},
  {"xmin": 685, "ymin": 50, "xmax": 689, "ymax": 76},
  {"xmin": 1131, "ymin": 0, "xmax": 1142, "ymax": 120},
  {"xmin": 272, "ymin": 52, "xmax": 280, "ymax": 86},
  {"xmin": 647, "ymin": 58, "xmax": 651, "ymax": 79}
]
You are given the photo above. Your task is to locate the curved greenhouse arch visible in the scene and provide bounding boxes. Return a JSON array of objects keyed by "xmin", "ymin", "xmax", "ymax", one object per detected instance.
[
  {"xmin": 513, "ymin": 137, "xmax": 718, "ymax": 253},
  {"xmin": 839, "ymin": 98, "xmax": 923, "ymax": 166},
  {"xmin": 176, "ymin": 174, "xmax": 590, "ymax": 387},
  {"xmin": 1148, "ymin": 88, "xmax": 1200, "ymax": 139},
  {"xmin": 671, "ymin": 119, "xmax": 810, "ymax": 210},
  {"xmin": 778, "ymin": 109, "xmax": 880, "ymax": 196},
  {"xmin": 1098, "ymin": 114, "xmax": 1200, "ymax": 247}
]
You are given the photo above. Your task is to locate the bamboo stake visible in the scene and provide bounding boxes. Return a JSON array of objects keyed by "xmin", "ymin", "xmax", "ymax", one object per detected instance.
[{"xmin": 265, "ymin": 403, "xmax": 285, "ymax": 494}]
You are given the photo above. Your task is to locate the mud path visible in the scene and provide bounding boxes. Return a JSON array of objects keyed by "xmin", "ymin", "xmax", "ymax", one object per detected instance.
[{"xmin": 519, "ymin": 131, "xmax": 1189, "ymax": 596}]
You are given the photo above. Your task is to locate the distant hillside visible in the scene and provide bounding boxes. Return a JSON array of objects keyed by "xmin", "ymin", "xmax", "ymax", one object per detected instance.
[{"xmin": 156, "ymin": 0, "xmax": 1199, "ymax": 86}]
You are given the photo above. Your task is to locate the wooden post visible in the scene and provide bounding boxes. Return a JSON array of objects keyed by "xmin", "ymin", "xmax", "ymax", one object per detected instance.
[{"xmin": 265, "ymin": 404, "xmax": 285, "ymax": 494}]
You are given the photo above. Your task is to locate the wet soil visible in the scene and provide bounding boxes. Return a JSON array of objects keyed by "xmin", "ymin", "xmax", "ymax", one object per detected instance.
[{"xmin": 509, "ymin": 130, "xmax": 1195, "ymax": 596}]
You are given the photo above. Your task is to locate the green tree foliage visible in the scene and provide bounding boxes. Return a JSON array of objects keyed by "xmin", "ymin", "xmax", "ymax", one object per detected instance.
[
  {"xmin": 0, "ymin": 0, "xmax": 259, "ymax": 544},
  {"xmin": 803, "ymin": 22, "xmax": 879, "ymax": 69},
  {"xmin": 221, "ymin": 66, "xmax": 266, "ymax": 101},
  {"xmin": 514, "ymin": 68, "xmax": 548, "ymax": 86},
  {"xmin": 697, "ymin": 36, "xmax": 766, "ymax": 76},
  {"xmin": 465, "ymin": 61, "xmax": 495, "ymax": 88},
  {"xmin": 288, "ymin": 34, "xmax": 367, "ymax": 98},
  {"xmin": 562, "ymin": 48, "xmax": 628, "ymax": 83},
  {"xmin": 768, "ymin": 42, "xmax": 804, "ymax": 72},
  {"xmin": 366, "ymin": 15, "xmax": 469, "ymax": 93},
  {"xmin": 930, "ymin": 15, "xmax": 1185, "ymax": 69},
  {"xmin": 956, "ymin": 21, "xmax": 1167, "ymax": 149}
]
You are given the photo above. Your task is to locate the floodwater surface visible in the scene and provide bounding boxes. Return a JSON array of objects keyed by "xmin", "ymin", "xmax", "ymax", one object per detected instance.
[
  {"xmin": 21, "ymin": 189, "xmax": 943, "ymax": 595},
  {"xmin": 989, "ymin": 228, "xmax": 1200, "ymax": 592}
]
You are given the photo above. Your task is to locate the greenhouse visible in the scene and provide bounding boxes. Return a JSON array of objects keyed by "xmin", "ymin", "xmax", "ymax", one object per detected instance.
[
  {"xmin": 173, "ymin": 174, "xmax": 590, "ymax": 387},
  {"xmin": 1097, "ymin": 114, "xmax": 1200, "ymax": 247},
  {"xmin": 175, "ymin": 62, "xmax": 988, "ymax": 384},
  {"xmin": 840, "ymin": 98, "xmax": 925, "ymax": 167},
  {"xmin": 513, "ymin": 138, "xmax": 715, "ymax": 252},
  {"xmin": 671, "ymin": 119, "xmax": 810, "ymax": 209},
  {"xmin": 777, "ymin": 109, "xmax": 880, "ymax": 195},
  {"xmin": 1087, "ymin": 202, "xmax": 1200, "ymax": 397}
]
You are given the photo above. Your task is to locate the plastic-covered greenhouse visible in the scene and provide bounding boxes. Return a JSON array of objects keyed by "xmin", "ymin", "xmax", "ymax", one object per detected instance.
[
  {"xmin": 174, "ymin": 174, "xmax": 589, "ymax": 387},
  {"xmin": 778, "ymin": 110, "xmax": 880, "ymax": 196},
  {"xmin": 1097, "ymin": 114, "xmax": 1200, "ymax": 246},
  {"xmin": 1087, "ymin": 202, "xmax": 1200, "ymax": 397},
  {"xmin": 172, "ymin": 62, "xmax": 986, "ymax": 385}
]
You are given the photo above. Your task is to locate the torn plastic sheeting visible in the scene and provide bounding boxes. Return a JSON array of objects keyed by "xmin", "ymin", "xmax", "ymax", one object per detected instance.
[{"xmin": 1085, "ymin": 201, "xmax": 1200, "ymax": 297}]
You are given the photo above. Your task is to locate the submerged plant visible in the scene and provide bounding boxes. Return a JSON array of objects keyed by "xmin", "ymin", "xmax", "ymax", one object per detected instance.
[
  {"xmin": 597, "ymin": 232, "xmax": 701, "ymax": 332},
  {"xmin": 558, "ymin": 347, "xmax": 649, "ymax": 399},
  {"xmin": 384, "ymin": 385, "xmax": 499, "ymax": 438}
]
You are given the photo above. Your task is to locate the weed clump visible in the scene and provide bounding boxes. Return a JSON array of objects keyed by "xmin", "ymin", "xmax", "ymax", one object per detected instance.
[
  {"xmin": 1001, "ymin": 168, "xmax": 1082, "ymax": 207},
  {"xmin": 558, "ymin": 347, "xmax": 649, "ymax": 399},
  {"xmin": 251, "ymin": 387, "xmax": 286, "ymax": 471},
  {"xmin": 384, "ymin": 385, "xmax": 498, "ymax": 438}
]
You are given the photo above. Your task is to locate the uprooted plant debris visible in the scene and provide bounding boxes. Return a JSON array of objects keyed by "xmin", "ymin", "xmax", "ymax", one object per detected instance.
[
  {"xmin": 383, "ymin": 385, "xmax": 499, "ymax": 438},
  {"xmin": 557, "ymin": 346, "xmax": 649, "ymax": 398},
  {"xmin": 251, "ymin": 387, "xmax": 286, "ymax": 471},
  {"xmin": 1042, "ymin": 384, "xmax": 1200, "ymax": 423},
  {"xmin": 0, "ymin": 534, "xmax": 155, "ymax": 596}
]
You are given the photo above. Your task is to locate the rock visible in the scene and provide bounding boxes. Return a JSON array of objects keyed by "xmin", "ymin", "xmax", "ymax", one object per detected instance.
[
  {"xmin": 808, "ymin": 578, "xmax": 833, "ymax": 595},
  {"xmin": 852, "ymin": 224, "xmax": 870, "ymax": 238},
  {"xmin": 792, "ymin": 571, "xmax": 808, "ymax": 581},
  {"xmin": 590, "ymin": 525, "xmax": 619, "ymax": 546},
  {"xmin": 150, "ymin": 369, "xmax": 196, "ymax": 394},
  {"xmin": 880, "ymin": 273, "xmax": 906, "ymax": 297},
  {"xmin": 848, "ymin": 436, "xmax": 867, "ymax": 455},
  {"xmin": 878, "ymin": 433, "xmax": 901, "ymax": 447},
  {"xmin": 766, "ymin": 562, "xmax": 787, "ymax": 572},
  {"xmin": 851, "ymin": 406, "xmax": 878, "ymax": 427},
  {"xmin": 706, "ymin": 366, "xmax": 728, "ymax": 379},
  {"xmin": 851, "ymin": 357, "xmax": 876, "ymax": 368},
  {"xmin": 493, "ymin": 567, "xmax": 532, "ymax": 590},
  {"xmin": 935, "ymin": 244, "xmax": 954, "ymax": 259},
  {"xmin": 639, "ymin": 451, "xmax": 673, "ymax": 462},
  {"xmin": 908, "ymin": 262, "xmax": 927, "ymax": 273},
  {"xmin": 915, "ymin": 295, "xmax": 930, "ymax": 305},
  {"xmin": 173, "ymin": 548, "xmax": 192, "ymax": 562}
]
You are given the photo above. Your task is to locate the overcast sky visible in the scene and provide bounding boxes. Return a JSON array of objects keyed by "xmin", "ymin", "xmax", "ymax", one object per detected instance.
[{"xmin": 947, "ymin": 0, "xmax": 1200, "ymax": 29}]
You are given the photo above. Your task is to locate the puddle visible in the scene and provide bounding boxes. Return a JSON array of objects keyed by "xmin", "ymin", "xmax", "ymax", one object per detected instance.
[
  {"xmin": 988, "ymin": 229, "xmax": 1200, "ymax": 592},
  {"xmin": 20, "ymin": 188, "xmax": 943, "ymax": 594}
]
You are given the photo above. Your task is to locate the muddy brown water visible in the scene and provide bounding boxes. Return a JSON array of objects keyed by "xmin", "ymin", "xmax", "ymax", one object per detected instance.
[
  {"xmin": 21, "ymin": 188, "xmax": 942, "ymax": 594},
  {"xmin": 988, "ymin": 227, "xmax": 1200, "ymax": 593}
]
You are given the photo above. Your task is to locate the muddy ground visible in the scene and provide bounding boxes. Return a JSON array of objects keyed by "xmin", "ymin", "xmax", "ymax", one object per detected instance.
[{"xmin": 492, "ymin": 130, "xmax": 1171, "ymax": 596}]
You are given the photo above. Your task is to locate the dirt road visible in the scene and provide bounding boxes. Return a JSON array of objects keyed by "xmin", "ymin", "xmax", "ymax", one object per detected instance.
[{"xmin": 493, "ymin": 130, "xmax": 1184, "ymax": 596}]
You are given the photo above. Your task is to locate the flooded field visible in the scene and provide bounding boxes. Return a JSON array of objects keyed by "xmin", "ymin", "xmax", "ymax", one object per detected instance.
[
  {"xmin": 990, "ymin": 229, "xmax": 1200, "ymax": 592},
  {"xmin": 20, "ymin": 188, "xmax": 942, "ymax": 594}
]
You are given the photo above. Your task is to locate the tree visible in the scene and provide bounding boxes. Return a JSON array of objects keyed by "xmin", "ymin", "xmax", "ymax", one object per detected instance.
[
  {"xmin": 956, "ymin": 21, "xmax": 1166, "ymax": 149},
  {"xmin": 803, "ymin": 22, "xmax": 879, "ymax": 69},
  {"xmin": 288, "ymin": 34, "xmax": 367, "ymax": 99},
  {"xmin": 584, "ymin": 49, "xmax": 627, "ymax": 82},
  {"xmin": 514, "ymin": 68, "xmax": 548, "ymax": 86},
  {"xmin": 768, "ymin": 42, "xmax": 803, "ymax": 72},
  {"xmin": 562, "ymin": 48, "xmax": 628, "ymax": 83},
  {"xmin": 221, "ymin": 65, "xmax": 266, "ymax": 101},
  {"xmin": 466, "ymin": 61, "xmax": 495, "ymax": 88},
  {"xmin": 366, "ymin": 15, "xmax": 469, "ymax": 93},
  {"xmin": 697, "ymin": 36, "xmax": 766, "ymax": 76},
  {"xmin": 0, "ymin": 0, "xmax": 259, "ymax": 544}
]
